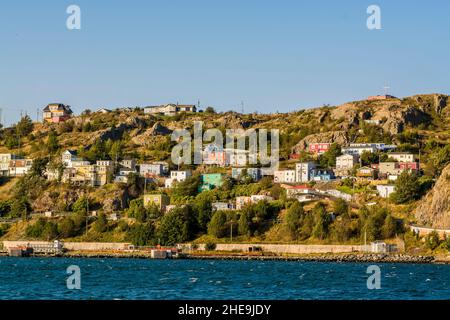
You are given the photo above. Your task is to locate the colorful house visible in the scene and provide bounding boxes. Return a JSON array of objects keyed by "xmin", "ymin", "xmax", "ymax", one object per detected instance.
[
  {"xmin": 308, "ymin": 143, "xmax": 331, "ymax": 155},
  {"xmin": 43, "ymin": 103, "xmax": 73, "ymax": 123},
  {"xmin": 199, "ymin": 173, "xmax": 224, "ymax": 191},
  {"xmin": 143, "ymin": 194, "xmax": 170, "ymax": 212}
]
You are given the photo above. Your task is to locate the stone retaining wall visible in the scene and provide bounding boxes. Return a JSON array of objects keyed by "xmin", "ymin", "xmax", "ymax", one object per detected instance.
[
  {"xmin": 192, "ymin": 243, "xmax": 364, "ymax": 254},
  {"xmin": 2, "ymin": 241, "xmax": 131, "ymax": 251}
]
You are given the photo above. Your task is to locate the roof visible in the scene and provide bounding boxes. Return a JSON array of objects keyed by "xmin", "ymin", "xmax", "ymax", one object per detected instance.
[
  {"xmin": 64, "ymin": 150, "xmax": 77, "ymax": 155},
  {"xmin": 43, "ymin": 103, "xmax": 73, "ymax": 114},
  {"xmin": 388, "ymin": 152, "xmax": 414, "ymax": 155}
]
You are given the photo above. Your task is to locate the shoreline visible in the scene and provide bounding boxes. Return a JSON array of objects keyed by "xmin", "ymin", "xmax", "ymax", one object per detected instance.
[{"xmin": 2, "ymin": 251, "xmax": 447, "ymax": 264}]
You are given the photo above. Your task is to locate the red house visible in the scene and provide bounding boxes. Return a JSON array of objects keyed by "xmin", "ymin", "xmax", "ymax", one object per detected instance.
[
  {"xmin": 398, "ymin": 162, "xmax": 420, "ymax": 171},
  {"xmin": 308, "ymin": 143, "xmax": 331, "ymax": 155}
]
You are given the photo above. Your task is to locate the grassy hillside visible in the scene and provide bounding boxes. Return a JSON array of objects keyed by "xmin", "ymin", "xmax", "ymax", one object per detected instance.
[{"xmin": 0, "ymin": 94, "xmax": 449, "ymax": 252}]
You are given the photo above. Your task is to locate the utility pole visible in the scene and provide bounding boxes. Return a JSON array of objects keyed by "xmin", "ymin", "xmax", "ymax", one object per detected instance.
[{"xmin": 241, "ymin": 101, "xmax": 244, "ymax": 114}]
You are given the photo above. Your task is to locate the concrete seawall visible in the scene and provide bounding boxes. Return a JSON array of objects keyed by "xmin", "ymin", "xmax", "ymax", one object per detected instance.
[
  {"xmin": 2, "ymin": 241, "xmax": 131, "ymax": 251},
  {"xmin": 192, "ymin": 243, "xmax": 364, "ymax": 254},
  {"xmin": 2, "ymin": 241, "xmax": 363, "ymax": 255}
]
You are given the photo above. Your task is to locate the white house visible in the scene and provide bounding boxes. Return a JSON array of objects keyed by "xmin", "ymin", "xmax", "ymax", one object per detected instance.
[
  {"xmin": 61, "ymin": 150, "xmax": 80, "ymax": 168},
  {"xmin": 387, "ymin": 152, "xmax": 416, "ymax": 163},
  {"xmin": 236, "ymin": 196, "xmax": 252, "ymax": 210},
  {"xmin": 0, "ymin": 154, "xmax": 16, "ymax": 176},
  {"xmin": 9, "ymin": 159, "xmax": 33, "ymax": 176},
  {"xmin": 336, "ymin": 154, "xmax": 358, "ymax": 170},
  {"xmin": 250, "ymin": 195, "xmax": 274, "ymax": 203},
  {"xmin": 342, "ymin": 146, "xmax": 377, "ymax": 156},
  {"xmin": 376, "ymin": 185, "xmax": 396, "ymax": 198},
  {"xmin": 274, "ymin": 170, "xmax": 296, "ymax": 183},
  {"xmin": 349, "ymin": 143, "xmax": 397, "ymax": 152},
  {"xmin": 140, "ymin": 163, "xmax": 165, "ymax": 177},
  {"xmin": 165, "ymin": 170, "xmax": 192, "ymax": 188},
  {"xmin": 295, "ymin": 162, "xmax": 316, "ymax": 183},
  {"xmin": 120, "ymin": 159, "xmax": 136, "ymax": 171}
]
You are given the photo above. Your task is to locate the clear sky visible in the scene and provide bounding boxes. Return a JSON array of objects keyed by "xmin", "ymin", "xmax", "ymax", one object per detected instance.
[{"xmin": 0, "ymin": 0, "xmax": 449, "ymax": 125}]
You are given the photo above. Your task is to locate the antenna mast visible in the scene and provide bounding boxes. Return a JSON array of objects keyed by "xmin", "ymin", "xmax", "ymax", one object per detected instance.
[{"xmin": 383, "ymin": 84, "xmax": 390, "ymax": 96}]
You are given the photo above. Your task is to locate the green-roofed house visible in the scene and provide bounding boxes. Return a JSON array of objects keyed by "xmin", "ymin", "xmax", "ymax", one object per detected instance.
[{"xmin": 199, "ymin": 173, "xmax": 224, "ymax": 192}]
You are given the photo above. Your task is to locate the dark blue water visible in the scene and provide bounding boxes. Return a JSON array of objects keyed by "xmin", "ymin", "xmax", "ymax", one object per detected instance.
[{"xmin": 0, "ymin": 257, "xmax": 449, "ymax": 300}]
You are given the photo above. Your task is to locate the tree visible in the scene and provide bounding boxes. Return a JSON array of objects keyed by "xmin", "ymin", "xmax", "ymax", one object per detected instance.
[
  {"xmin": 30, "ymin": 157, "xmax": 49, "ymax": 177},
  {"xmin": 390, "ymin": 171, "xmax": 421, "ymax": 204},
  {"xmin": 72, "ymin": 196, "xmax": 89, "ymax": 215},
  {"xmin": 208, "ymin": 211, "xmax": 228, "ymax": 238},
  {"xmin": 9, "ymin": 197, "xmax": 31, "ymax": 219},
  {"xmin": 382, "ymin": 215, "xmax": 398, "ymax": 239},
  {"xmin": 157, "ymin": 207, "xmax": 192, "ymax": 245},
  {"xmin": 42, "ymin": 221, "xmax": 58, "ymax": 241},
  {"xmin": 429, "ymin": 144, "xmax": 450, "ymax": 176},
  {"xmin": 238, "ymin": 210, "xmax": 251, "ymax": 236},
  {"xmin": 127, "ymin": 199, "xmax": 148, "ymax": 222},
  {"xmin": 333, "ymin": 198, "xmax": 349, "ymax": 216},
  {"xmin": 194, "ymin": 195, "xmax": 213, "ymax": 232},
  {"xmin": 425, "ymin": 231, "xmax": 441, "ymax": 250},
  {"xmin": 26, "ymin": 218, "xmax": 47, "ymax": 238},
  {"xmin": 108, "ymin": 140, "xmax": 123, "ymax": 162},
  {"xmin": 47, "ymin": 130, "xmax": 60, "ymax": 154},
  {"xmin": 204, "ymin": 107, "xmax": 216, "ymax": 114},
  {"xmin": 0, "ymin": 200, "xmax": 12, "ymax": 217},
  {"xmin": 311, "ymin": 202, "xmax": 330, "ymax": 240},
  {"xmin": 284, "ymin": 202, "xmax": 304, "ymax": 239},
  {"xmin": 93, "ymin": 213, "xmax": 108, "ymax": 233},
  {"xmin": 362, "ymin": 207, "xmax": 388, "ymax": 241},
  {"xmin": 319, "ymin": 143, "xmax": 341, "ymax": 168},
  {"xmin": 171, "ymin": 175, "xmax": 201, "ymax": 198},
  {"xmin": 58, "ymin": 218, "xmax": 76, "ymax": 238},
  {"xmin": 128, "ymin": 223, "xmax": 155, "ymax": 246},
  {"xmin": 16, "ymin": 115, "xmax": 33, "ymax": 137},
  {"xmin": 360, "ymin": 151, "xmax": 378, "ymax": 166}
]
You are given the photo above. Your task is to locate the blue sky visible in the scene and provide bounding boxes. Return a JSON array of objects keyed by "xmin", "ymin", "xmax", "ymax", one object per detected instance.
[{"xmin": 0, "ymin": 0, "xmax": 449, "ymax": 125}]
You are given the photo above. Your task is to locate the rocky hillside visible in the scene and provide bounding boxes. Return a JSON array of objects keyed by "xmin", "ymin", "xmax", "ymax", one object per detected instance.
[{"xmin": 414, "ymin": 163, "xmax": 450, "ymax": 228}]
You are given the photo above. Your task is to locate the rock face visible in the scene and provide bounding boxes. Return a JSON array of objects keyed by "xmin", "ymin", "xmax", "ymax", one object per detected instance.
[
  {"xmin": 414, "ymin": 163, "xmax": 450, "ymax": 228},
  {"xmin": 291, "ymin": 131, "xmax": 348, "ymax": 153},
  {"xmin": 32, "ymin": 189, "xmax": 86, "ymax": 213},
  {"xmin": 102, "ymin": 190, "xmax": 128, "ymax": 213},
  {"xmin": 131, "ymin": 122, "xmax": 172, "ymax": 146}
]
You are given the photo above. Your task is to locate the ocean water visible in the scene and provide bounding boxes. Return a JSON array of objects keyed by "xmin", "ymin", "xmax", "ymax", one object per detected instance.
[{"xmin": 0, "ymin": 257, "xmax": 449, "ymax": 300}]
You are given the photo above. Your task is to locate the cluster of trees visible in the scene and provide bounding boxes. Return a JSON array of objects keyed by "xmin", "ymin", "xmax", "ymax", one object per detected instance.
[
  {"xmin": 25, "ymin": 196, "xmax": 109, "ymax": 240},
  {"xmin": 423, "ymin": 231, "xmax": 450, "ymax": 251},
  {"xmin": 319, "ymin": 143, "xmax": 342, "ymax": 168},
  {"xmin": 127, "ymin": 205, "xmax": 198, "ymax": 246},
  {"xmin": 390, "ymin": 171, "xmax": 433, "ymax": 204},
  {"xmin": 284, "ymin": 199, "xmax": 403, "ymax": 243},
  {"xmin": 1, "ymin": 115, "xmax": 34, "ymax": 150},
  {"xmin": 77, "ymin": 139, "xmax": 123, "ymax": 163}
]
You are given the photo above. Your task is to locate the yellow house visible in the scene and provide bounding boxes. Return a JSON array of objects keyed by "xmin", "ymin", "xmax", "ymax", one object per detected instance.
[
  {"xmin": 143, "ymin": 194, "xmax": 170, "ymax": 212},
  {"xmin": 63, "ymin": 161, "xmax": 114, "ymax": 186}
]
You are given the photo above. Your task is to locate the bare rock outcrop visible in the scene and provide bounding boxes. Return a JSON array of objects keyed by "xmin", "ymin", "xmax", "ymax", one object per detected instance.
[
  {"xmin": 102, "ymin": 190, "xmax": 128, "ymax": 213},
  {"xmin": 131, "ymin": 122, "xmax": 172, "ymax": 146},
  {"xmin": 414, "ymin": 163, "xmax": 450, "ymax": 228}
]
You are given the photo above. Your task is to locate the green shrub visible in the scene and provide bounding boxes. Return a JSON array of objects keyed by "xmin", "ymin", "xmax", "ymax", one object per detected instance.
[{"xmin": 205, "ymin": 241, "xmax": 217, "ymax": 251}]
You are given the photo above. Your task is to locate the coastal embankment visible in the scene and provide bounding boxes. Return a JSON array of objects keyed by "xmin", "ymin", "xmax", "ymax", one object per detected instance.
[{"xmin": 1, "ymin": 240, "xmax": 447, "ymax": 264}]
